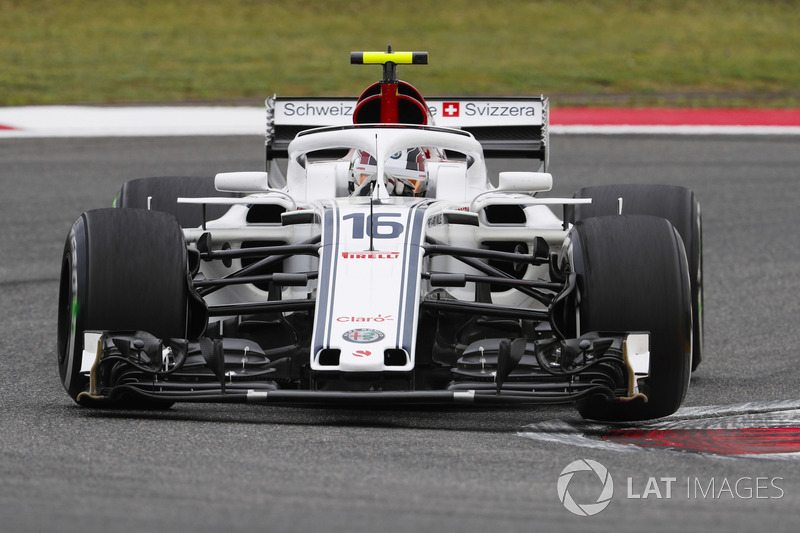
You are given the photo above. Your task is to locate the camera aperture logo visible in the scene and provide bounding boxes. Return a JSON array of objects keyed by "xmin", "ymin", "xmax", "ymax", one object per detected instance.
[{"xmin": 557, "ymin": 459, "xmax": 614, "ymax": 516}]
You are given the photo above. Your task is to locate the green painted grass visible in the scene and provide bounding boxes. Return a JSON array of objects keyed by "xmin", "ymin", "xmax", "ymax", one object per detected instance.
[{"xmin": 2, "ymin": 0, "xmax": 798, "ymax": 106}]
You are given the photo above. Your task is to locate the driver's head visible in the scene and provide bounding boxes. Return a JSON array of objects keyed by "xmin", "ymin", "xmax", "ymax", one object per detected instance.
[
  {"xmin": 384, "ymin": 147, "xmax": 429, "ymax": 197},
  {"xmin": 349, "ymin": 147, "xmax": 429, "ymax": 197}
]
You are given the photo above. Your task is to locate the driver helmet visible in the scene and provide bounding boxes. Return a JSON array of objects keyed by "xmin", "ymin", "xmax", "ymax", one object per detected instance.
[
  {"xmin": 384, "ymin": 147, "xmax": 429, "ymax": 197},
  {"xmin": 348, "ymin": 148, "xmax": 429, "ymax": 197}
]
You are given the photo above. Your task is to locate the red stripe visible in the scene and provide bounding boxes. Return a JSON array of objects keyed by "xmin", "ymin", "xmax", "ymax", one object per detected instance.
[
  {"xmin": 0, "ymin": 124, "xmax": 18, "ymax": 130},
  {"xmin": 603, "ymin": 427, "xmax": 800, "ymax": 455},
  {"xmin": 550, "ymin": 108, "xmax": 800, "ymax": 126}
]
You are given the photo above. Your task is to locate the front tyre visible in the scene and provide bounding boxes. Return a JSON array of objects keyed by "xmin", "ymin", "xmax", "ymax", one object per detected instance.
[
  {"xmin": 565, "ymin": 215, "xmax": 692, "ymax": 421},
  {"xmin": 57, "ymin": 208, "xmax": 192, "ymax": 404},
  {"xmin": 572, "ymin": 184, "xmax": 703, "ymax": 370}
]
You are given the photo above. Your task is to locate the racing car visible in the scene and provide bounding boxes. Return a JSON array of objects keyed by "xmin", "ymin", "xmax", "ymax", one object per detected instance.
[{"xmin": 57, "ymin": 49, "xmax": 703, "ymax": 420}]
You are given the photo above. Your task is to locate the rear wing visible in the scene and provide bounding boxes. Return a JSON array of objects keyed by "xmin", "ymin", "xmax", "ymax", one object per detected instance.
[{"xmin": 265, "ymin": 96, "xmax": 549, "ymax": 170}]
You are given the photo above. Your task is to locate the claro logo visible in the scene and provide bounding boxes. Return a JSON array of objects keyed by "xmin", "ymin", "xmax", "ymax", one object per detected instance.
[{"xmin": 337, "ymin": 314, "xmax": 394, "ymax": 323}]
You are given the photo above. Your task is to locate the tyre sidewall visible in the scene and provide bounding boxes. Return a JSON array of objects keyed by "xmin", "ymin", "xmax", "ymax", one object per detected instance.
[{"xmin": 57, "ymin": 215, "xmax": 89, "ymax": 400}]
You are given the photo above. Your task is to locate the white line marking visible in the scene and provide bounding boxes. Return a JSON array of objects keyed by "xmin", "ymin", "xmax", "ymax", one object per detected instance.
[
  {"xmin": 0, "ymin": 106, "xmax": 265, "ymax": 137},
  {"xmin": 1, "ymin": 106, "xmax": 800, "ymax": 137}
]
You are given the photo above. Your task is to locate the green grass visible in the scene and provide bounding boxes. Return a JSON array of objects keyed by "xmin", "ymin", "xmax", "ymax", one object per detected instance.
[{"xmin": 1, "ymin": 0, "xmax": 799, "ymax": 107}]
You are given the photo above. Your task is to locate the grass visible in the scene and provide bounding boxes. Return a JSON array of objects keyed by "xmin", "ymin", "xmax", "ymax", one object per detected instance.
[{"xmin": 1, "ymin": 0, "xmax": 799, "ymax": 107}]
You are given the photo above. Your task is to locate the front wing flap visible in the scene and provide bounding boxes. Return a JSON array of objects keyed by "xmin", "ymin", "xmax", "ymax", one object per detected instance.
[{"xmin": 74, "ymin": 330, "xmax": 649, "ymax": 407}]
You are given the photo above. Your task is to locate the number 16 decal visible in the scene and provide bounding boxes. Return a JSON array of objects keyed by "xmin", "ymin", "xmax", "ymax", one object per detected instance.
[{"xmin": 342, "ymin": 212, "xmax": 404, "ymax": 239}]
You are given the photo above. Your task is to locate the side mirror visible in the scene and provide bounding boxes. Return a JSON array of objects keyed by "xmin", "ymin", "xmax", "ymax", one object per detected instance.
[
  {"xmin": 215, "ymin": 172, "xmax": 270, "ymax": 192},
  {"xmin": 497, "ymin": 171, "xmax": 552, "ymax": 193}
]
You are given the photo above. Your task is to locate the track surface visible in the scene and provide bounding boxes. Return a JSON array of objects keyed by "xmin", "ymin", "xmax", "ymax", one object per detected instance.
[{"xmin": 2, "ymin": 135, "xmax": 800, "ymax": 532}]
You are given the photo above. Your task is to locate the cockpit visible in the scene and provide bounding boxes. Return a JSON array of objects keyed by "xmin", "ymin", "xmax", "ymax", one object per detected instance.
[{"xmin": 284, "ymin": 125, "xmax": 487, "ymax": 203}]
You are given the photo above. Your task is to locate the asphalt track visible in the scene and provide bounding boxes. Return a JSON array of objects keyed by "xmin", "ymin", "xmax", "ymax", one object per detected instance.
[{"xmin": 2, "ymin": 134, "xmax": 800, "ymax": 532}]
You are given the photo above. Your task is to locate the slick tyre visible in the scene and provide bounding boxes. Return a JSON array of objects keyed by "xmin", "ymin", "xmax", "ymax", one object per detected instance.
[
  {"xmin": 566, "ymin": 215, "xmax": 692, "ymax": 421},
  {"xmin": 114, "ymin": 176, "xmax": 236, "ymax": 228},
  {"xmin": 57, "ymin": 208, "xmax": 190, "ymax": 405},
  {"xmin": 572, "ymin": 184, "xmax": 703, "ymax": 370}
]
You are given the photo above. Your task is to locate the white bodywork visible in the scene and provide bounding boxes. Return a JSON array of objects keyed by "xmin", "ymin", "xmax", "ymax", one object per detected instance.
[{"xmin": 177, "ymin": 125, "xmax": 590, "ymax": 373}]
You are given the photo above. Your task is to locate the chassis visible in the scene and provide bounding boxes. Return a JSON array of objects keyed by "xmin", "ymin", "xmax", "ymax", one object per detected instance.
[{"xmin": 57, "ymin": 50, "xmax": 703, "ymax": 420}]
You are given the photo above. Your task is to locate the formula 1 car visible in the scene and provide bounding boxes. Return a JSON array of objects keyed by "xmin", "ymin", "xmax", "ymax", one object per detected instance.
[{"xmin": 57, "ymin": 50, "xmax": 703, "ymax": 420}]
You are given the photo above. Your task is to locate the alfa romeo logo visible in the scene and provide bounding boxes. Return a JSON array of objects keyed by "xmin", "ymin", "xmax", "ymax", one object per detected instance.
[
  {"xmin": 342, "ymin": 328, "xmax": 385, "ymax": 344},
  {"xmin": 557, "ymin": 459, "xmax": 614, "ymax": 516}
]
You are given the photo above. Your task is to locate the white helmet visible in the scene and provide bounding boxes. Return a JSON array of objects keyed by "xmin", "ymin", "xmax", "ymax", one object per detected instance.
[
  {"xmin": 384, "ymin": 147, "xmax": 429, "ymax": 197},
  {"xmin": 349, "ymin": 148, "xmax": 429, "ymax": 197}
]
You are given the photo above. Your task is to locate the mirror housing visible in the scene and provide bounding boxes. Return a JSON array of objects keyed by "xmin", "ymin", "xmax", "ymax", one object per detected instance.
[
  {"xmin": 215, "ymin": 172, "xmax": 270, "ymax": 193},
  {"xmin": 497, "ymin": 171, "xmax": 552, "ymax": 193}
]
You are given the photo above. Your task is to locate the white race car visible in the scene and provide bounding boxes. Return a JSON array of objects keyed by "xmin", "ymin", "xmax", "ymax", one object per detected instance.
[{"xmin": 57, "ymin": 50, "xmax": 702, "ymax": 420}]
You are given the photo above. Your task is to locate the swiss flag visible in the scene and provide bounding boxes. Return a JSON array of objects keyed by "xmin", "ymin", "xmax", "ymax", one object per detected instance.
[{"xmin": 443, "ymin": 102, "xmax": 460, "ymax": 117}]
